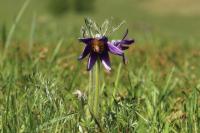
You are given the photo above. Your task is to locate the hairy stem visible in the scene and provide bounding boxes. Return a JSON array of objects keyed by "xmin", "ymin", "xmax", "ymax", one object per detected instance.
[
  {"xmin": 93, "ymin": 60, "xmax": 100, "ymax": 117},
  {"xmin": 87, "ymin": 69, "xmax": 94, "ymax": 119}
]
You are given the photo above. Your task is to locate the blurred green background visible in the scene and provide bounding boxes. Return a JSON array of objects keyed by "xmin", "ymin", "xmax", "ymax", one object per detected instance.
[{"xmin": 0, "ymin": 0, "xmax": 200, "ymax": 44}]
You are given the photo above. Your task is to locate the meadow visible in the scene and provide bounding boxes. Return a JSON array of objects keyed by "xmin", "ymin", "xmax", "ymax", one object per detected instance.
[{"xmin": 0, "ymin": 0, "xmax": 200, "ymax": 132}]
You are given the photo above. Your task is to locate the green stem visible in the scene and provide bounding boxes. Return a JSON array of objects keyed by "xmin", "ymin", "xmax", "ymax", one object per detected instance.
[
  {"xmin": 114, "ymin": 63, "xmax": 122, "ymax": 95},
  {"xmin": 87, "ymin": 59, "xmax": 100, "ymax": 119},
  {"xmin": 93, "ymin": 60, "xmax": 100, "ymax": 117},
  {"xmin": 87, "ymin": 69, "xmax": 94, "ymax": 119}
]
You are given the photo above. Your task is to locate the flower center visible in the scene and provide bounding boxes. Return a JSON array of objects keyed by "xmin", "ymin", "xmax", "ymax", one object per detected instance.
[{"xmin": 91, "ymin": 39, "xmax": 105, "ymax": 53}]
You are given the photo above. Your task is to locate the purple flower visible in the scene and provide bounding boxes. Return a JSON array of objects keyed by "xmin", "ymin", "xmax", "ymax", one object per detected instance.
[{"xmin": 78, "ymin": 29, "xmax": 134, "ymax": 71}]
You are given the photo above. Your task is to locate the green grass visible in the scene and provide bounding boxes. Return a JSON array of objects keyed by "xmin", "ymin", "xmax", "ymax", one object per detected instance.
[{"xmin": 0, "ymin": 0, "xmax": 200, "ymax": 132}]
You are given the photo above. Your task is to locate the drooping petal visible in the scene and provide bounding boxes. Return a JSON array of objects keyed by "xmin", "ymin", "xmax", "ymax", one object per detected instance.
[
  {"xmin": 87, "ymin": 52, "xmax": 98, "ymax": 71},
  {"xmin": 120, "ymin": 39, "xmax": 134, "ymax": 50},
  {"xmin": 78, "ymin": 45, "xmax": 90, "ymax": 60},
  {"xmin": 109, "ymin": 39, "xmax": 134, "ymax": 50},
  {"xmin": 110, "ymin": 40, "xmax": 121, "ymax": 47},
  {"xmin": 100, "ymin": 52, "xmax": 111, "ymax": 71},
  {"xmin": 78, "ymin": 38, "xmax": 93, "ymax": 45},
  {"xmin": 121, "ymin": 39, "xmax": 134, "ymax": 45},
  {"xmin": 107, "ymin": 43, "xmax": 123, "ymax": 56},
  {"xmin": 120, "ymin": 45, "xmax": 129, "ymax": 50}
]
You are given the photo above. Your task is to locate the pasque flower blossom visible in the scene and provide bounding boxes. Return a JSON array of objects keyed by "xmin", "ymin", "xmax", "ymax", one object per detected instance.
[{"xmin": 78, "ymin": 29, "xmax": 134, "ymax": 71}]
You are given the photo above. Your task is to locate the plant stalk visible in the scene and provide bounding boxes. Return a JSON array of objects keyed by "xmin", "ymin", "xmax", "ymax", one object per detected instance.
[
  {"xmin": 86, "ymin": 69, "xmax": 94, "ymax": 119},
  {"xmin": 93, "ymin": 60, "xmax": 100, "ymax": 117}
]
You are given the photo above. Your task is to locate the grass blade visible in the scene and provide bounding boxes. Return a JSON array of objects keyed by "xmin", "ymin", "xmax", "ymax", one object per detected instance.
[
  {"xmin": 3, "ymin": 0, "xmax": 30, "ymax": 56},
  {"xmin": 50, "ymin": 38, "xmax": 64, "ymax": 63},
  {"xmin": 29, "ymin": 12, "xmax": 36, "ymax": 56}
]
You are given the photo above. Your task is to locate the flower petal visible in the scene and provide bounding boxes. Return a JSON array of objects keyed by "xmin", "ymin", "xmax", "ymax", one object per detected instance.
[
  {"xmin": 87, "ymin": 53, "xmax": 98, "ymax": 71},
  {"xmin": 109, "ymin": 39, "xmax": 134, "ymax": 50},
  {"xmin": 78, "ymin": 45, "xmax": 90, "ymax": 60},
  {"xmin": 120, "ymin": 39, "xmax": 135, "ymax": 45},
  {"xmin": 108, "ymin": 43, "xmax": 123, "ymax": 56},
  {"xmin": 120, "ymin": 39, "xmax": 134, "ymax": 50},
  {"xmin": 100, "ymin": 52, "xmax": 111, "ymax": 71},
  {"xmin": 110, "ymin": 40, "xmax": 121, "ymax": 47},
  {"xmin": 78, "ymin": 38, "xmax": 93, "ymax": 45}
]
